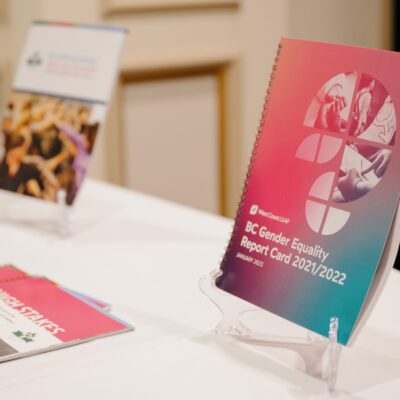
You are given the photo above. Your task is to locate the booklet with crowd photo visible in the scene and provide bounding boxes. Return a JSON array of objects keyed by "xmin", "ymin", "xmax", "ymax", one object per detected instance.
[
  {"xmin": 216, "ymin": 38, "xmax": 400, "ymax": 345},
  {"xmin": 0, "ymin": 265, "xmax": 132, "ymax": 362},
  {"xmin": 0, "ymin": 21, "xmax": 126, "ymax": 205}
]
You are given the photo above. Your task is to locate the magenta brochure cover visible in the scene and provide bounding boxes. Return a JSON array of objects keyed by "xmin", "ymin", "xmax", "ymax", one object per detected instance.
[{"xmin": 216, "ymin": 38, "xmax": 400, "ymax": 345}]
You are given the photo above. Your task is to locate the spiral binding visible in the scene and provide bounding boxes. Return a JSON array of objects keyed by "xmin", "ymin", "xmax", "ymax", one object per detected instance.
[{"xmin": 219, "ymin": 42, "xmax": 283, "ymax": 271}]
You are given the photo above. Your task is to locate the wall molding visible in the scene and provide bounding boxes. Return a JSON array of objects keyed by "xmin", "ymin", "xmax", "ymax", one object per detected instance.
[
  {"xmin": 118, "ymin": 47, "xmax": 239, "ymax": 215},
  {"xmin": 120, "ymin": 46, "xmax": 240, "ymax": 81},
  {"xmin": 102, "ymin": 0, "xmax": 239, "ymax": 15}
]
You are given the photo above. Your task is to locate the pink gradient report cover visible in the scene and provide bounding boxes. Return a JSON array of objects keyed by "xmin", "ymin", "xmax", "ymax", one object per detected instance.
[{"xmin": 216, "ymin": 38, "xmax": 400, "ymax": 345}]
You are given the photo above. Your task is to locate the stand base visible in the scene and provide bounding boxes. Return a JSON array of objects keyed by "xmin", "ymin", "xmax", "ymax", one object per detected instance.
[
  {"xmin": 0, "ymin": 189, "xmax": 74, "ymax": 237},
  {"xmin": 56, "ymin": 189, "xmax": 73, "ymax": 237},
  {"xmin": 199, "ymin": 269, "xmax": 341, "ymax": 393}
]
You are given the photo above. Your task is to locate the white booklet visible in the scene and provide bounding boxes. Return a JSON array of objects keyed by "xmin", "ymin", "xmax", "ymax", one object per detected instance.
[{"xmin": 0, "ymin": 21, "xmax": 126, "ymax": 205}]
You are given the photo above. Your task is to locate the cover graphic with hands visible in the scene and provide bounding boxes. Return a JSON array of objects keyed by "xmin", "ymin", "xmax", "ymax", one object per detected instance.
[
  {"xmin": 335, "ymin": 147, "xmax": 391, "ymax": 203},
  {"xmin": 299, "ymin": 72, "xmax": 395, "ymax": 234},
  {"xmin": 304, "ymin": 72, "xmax": 357, "ymax": 133},
  {"xmin": 334, "ymin": 72, "xmax": 395, "ymax": 203}
]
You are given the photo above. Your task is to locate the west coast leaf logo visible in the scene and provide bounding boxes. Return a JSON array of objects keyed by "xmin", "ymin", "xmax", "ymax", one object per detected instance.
[
  {"xmin": 26, "ymin": 51, "xmax": 42, "ymax": 67},
  {"xmin": 13, "ymin": 330, "xmax": 37, "ymax": 343},
  {"xmin": 250, "ymin": 205, "xmax": 258, "ymax": 215},
  {"xmin": 297, "ymin": 72, "xmax": 395, "ymax": 235}
]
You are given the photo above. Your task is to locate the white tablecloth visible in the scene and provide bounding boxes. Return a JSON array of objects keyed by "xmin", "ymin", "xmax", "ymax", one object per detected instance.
[{"xmin": 0, "ymin": 179, "xmax": 399, "ymax": 400}]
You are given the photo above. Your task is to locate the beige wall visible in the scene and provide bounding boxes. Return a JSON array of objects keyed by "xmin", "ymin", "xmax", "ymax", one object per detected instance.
[
  {"xmin": 0, "ymin": 0, "xmax": 393, "ymax": 216},
  {"xmin": 288, "ymin": 0, "xmax": 392, "ymax": 49}
]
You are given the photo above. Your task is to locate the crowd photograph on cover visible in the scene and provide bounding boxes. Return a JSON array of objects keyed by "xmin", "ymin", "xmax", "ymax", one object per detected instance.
[{"xmin": 0, "ymin": 92, "xmax": 99, "ymax": 204}]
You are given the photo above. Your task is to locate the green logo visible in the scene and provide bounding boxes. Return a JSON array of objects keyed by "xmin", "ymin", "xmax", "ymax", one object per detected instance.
[
  {"xmin": 13, "ymin": 330, "xmax": 37, "ymax": 343},
  {"xmin": 26, "ymin": 51, "xmax": 42, "ymax": 66}
]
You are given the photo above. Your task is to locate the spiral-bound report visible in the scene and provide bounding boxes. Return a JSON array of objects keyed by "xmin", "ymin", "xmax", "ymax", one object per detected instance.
[
  {"xmin": 216, "ymin": 38, "xmax": 400, "ymax": 345},
  {"xmin": 0, "ymin": 265, "xmax": 132, "ymax": 362}
]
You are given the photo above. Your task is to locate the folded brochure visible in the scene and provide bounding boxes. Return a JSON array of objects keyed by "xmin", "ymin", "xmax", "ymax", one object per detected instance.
[{"xmin": 0, "ymin": 265, "xmax": 132, "ymax": 361}]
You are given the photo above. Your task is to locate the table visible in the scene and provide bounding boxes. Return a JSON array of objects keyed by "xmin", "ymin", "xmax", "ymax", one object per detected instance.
[{"xmin": 0, "ymin": 179, "xmax": 399, "ymax": 399}]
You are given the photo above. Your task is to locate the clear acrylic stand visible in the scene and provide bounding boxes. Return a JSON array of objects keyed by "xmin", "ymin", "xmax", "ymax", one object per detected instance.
[
  {"xmin": 0, "ymin": 188, "xmax": 74, "ymax": 237},
  {"xmin": 199, "ymin": 269, "xmax": 341, "ymax": 394},
  {"xmin": 56, "ymin": 189, "xmax": 73, "ymax": 237}
]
